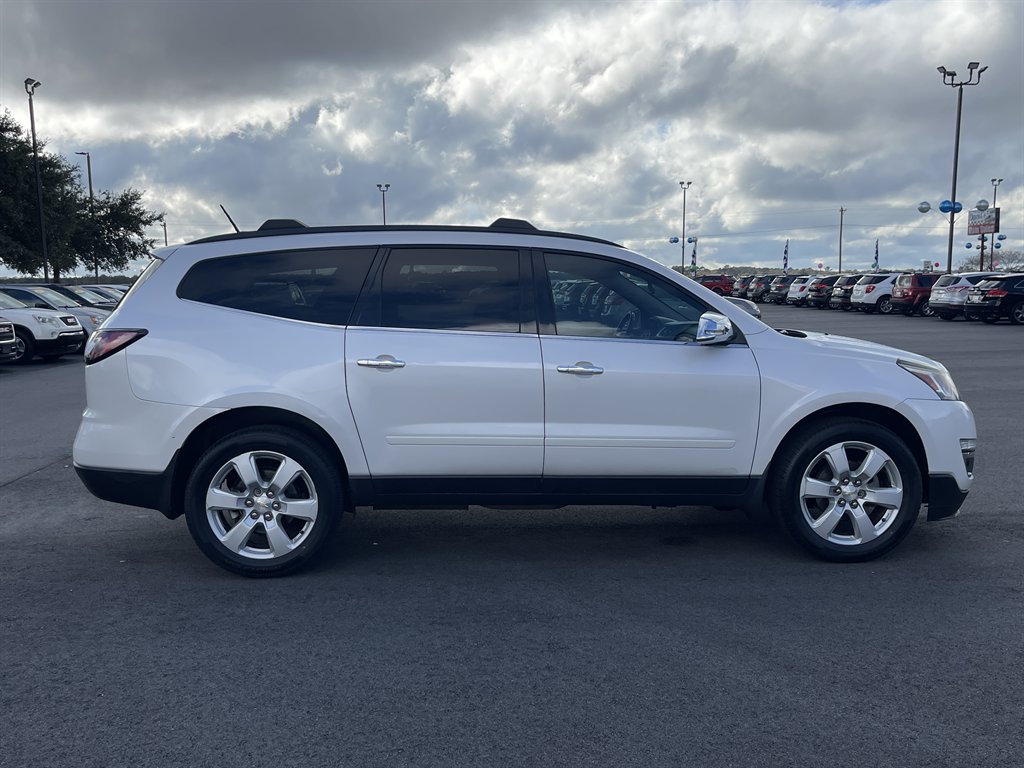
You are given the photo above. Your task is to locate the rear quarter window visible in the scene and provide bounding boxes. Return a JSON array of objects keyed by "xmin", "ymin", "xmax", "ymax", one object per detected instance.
[{"xmin": 177, "ymin": 247, "xmax": 376, "ymax": 325}]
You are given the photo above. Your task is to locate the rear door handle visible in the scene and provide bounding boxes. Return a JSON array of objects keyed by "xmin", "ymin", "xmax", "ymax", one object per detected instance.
[
  {"xmin": 357, "ymin": 356, "xmax": 406, "ymax": 369},
  {"xmin": 556, "ymin": 362, "xmax": 604, "ymax": 376}
]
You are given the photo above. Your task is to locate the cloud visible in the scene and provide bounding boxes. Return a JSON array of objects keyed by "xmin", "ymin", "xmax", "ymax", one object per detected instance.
[{"xmin": 2, "ymin": 0, "xmax": 1021, "ymax": 273}]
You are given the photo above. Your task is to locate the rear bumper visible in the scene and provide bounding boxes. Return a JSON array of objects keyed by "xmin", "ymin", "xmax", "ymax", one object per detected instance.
[{"xmin": 75, "ymin": 458, "xmax": 180, "ymax": 519}]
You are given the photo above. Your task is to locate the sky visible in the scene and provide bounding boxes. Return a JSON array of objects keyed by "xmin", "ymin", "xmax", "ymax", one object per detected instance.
[{"xmin": 1, "ymin": 0, "xmax": 1022, "ymax": 275}]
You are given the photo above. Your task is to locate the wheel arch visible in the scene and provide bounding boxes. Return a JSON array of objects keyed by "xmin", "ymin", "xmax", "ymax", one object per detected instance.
[
  {"xmin": 761, "ymin": 403, "xmax": 930, "ymax": 505},
  {"xmin": 169, "ymin": 406, "xmax": 353, "ymax": 519}
]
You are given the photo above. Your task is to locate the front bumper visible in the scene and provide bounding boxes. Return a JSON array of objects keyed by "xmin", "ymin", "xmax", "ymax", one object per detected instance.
[{"xmin": 926, "ymin": 474, "xmax": 970, "ymax": 521}]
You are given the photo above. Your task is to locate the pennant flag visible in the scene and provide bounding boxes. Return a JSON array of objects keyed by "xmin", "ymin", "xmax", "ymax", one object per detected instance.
[
  {"xmin": 690, "ymin": 240, "xmax": 697, "ymax": 278},
  {"xmin": 873, "ymin": 240, "xmax": 879, "ymax": 272},
  {"xmin": 783, "ymin": 239, "xmax": 789, "ymax": 275}
]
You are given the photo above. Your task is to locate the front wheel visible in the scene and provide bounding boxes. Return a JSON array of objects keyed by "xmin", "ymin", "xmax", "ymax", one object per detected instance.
[
  {"xmin": 769, "ymin": 419, "xmax": 922, "ymax": 562},
  {"xmin": 184, "ymin": 427, "xmax": 343, "ymax": 577},
  {"xmin": 920, "ymin": 301, "xmax": 935, "ymax": 317},
  {"xmin": 12, "ymin": 330, "xmax": 35, "ymax": 365}
]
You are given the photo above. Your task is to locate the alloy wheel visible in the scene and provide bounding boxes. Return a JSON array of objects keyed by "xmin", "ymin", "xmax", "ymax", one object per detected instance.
[{"xmin": 798, "ymin": 441, "xmax": 903, "ymax": 546}]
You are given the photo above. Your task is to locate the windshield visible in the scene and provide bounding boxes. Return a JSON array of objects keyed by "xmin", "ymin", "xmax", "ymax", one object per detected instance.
[
  {"xmin": 27, "ymin": 286, "xmax": 82, "ymax": 307},
  {"xmin": 0, "ymin": 293, "xmax": 29, "ymax": 309},
  {"xmin": 69, "ymin": 286, "xmax": 112, "ymax": 303}
]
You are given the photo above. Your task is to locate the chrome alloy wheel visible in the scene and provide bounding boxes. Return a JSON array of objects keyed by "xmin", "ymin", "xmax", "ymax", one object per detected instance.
[
  {"xmin": 798, "ymin": 441, "xmax": 904, "ymax": 546},
  {"xmin": 205, "ymin": 450, "xmax": 319, "ymax": 560}
]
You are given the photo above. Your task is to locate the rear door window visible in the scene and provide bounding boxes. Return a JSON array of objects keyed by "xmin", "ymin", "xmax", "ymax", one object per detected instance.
[{"xmin": 177, "ymin": 247, "xmax": 376, "ymax": 325}]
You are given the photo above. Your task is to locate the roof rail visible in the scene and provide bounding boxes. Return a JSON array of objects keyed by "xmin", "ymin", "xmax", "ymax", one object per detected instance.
[
  {"xmin": 258, "ymin": 219, "xmax": 307, "ymax": 231},
  {"xmin": 489, "ymin": 217, "xmax": 537, "ymax": 231}
]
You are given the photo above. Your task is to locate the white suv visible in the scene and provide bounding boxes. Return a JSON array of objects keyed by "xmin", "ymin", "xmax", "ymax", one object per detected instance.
[
  {"xmin": 850, "ymin": 273, "xmax": 900, "ymax": 314},
  {"xmin": 0, "ymin": 291, "xmax": 85, "ymax": 364},
  {"xmin": 73, "ymin": 219, "xmax": 977, "ymax": 576}
]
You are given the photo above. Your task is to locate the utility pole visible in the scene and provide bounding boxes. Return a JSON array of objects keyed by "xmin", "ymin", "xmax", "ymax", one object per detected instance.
[
  {"xmin": 76, "ymin": 151, "xmax": 96, "ymax": 278},
  {"xmin": 162, "ymin": 220, "xmax": 168, "ymax": 247},
  {"xmin": 679, "ymin": 181, "xmax": 692, "ymax": 272},
  {"xmin": 25, "ymin": 78, "xmax": 49, "ymax": 281},
  {"xmin": 377, "ymin": 183, "xmax": 390, "ymax": 225}
]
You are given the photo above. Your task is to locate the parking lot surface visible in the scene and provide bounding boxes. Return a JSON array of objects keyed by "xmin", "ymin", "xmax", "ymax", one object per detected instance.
[{"xmin": 1, "ymin": 306, "xmax": 1021, "ymax": 768}]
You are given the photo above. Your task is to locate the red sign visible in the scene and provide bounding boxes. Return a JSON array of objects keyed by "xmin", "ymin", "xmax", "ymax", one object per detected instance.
[{"xmin": 968, "ymin": 208, "xmax": 1000, "ymax": 235}]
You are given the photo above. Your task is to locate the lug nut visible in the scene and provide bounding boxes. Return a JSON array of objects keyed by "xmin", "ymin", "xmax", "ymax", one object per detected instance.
[
  {"xmin": 245, "ymin": 498, "xmax": 254, "ymax": 507},
  {"xmin": 263, "ymin": 512, "xmax": 273, "ymax": 521},
  {"xmin": 850, "ymin": 501, "xmax": 859, "ymax": 508},
  {"xmin": 253, "ymin": 488, "xmax": 263, "ymax": 497},
  {"xmin": 838, "ymin": 499, "xmax": 846, "ymax": 506},
  {"xmin": 833, "ymin": 487, "xmax": 842, "ymax": 495},
  {"xmin": 841, "ymin": 478, "xmax": 849, "ymax": 485},
  {"xmin": 858, "ymin": 490, "xmax": 866, "ymax": 498},
  {"xmin": 249, "ymin": 511, "xmax": 259, "ymax": 520},
  {"xmin": 272, "ymin": 502, "xmax": 281, "ymax": 511},
  {"xmin": 854, "ymin": 479, "xmax": 862, "ymax": 487},
  {"xmin": 266, "ymin": 490, "xmax": 274, "ymax": 498}
]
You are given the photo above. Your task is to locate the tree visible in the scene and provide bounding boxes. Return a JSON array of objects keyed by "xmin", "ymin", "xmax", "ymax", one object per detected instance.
[
  {"xmin": 0, "ymin": 110, "xmax": 163, "ymax": 280},
  {"xmin": 955, "ymin": 249, "xmax": 1023, "ymax": 273}
]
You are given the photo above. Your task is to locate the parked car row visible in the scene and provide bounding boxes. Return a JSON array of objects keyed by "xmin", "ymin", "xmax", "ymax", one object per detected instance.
[
  {"xmin": 740, "ymin": 271, "xmax": 1024, "ymax": 325},
  {"xmin": 0, "ymin": 283, "xmax": 128, "ymax": 364}
]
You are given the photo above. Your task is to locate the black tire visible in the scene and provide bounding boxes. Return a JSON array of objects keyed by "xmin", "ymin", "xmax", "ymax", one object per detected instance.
[
  {"xmin": 184, "ymin": 426, "xmax": 343, "ymax": 577},
  {"xmin": 768, "ymin": 419, "xmax": 922, "ymax": 562},
  {"xmin": 920, "ymin": 301, "xmax": 935, "ymax": 318},
  {"xmin": 1009, "ymin": 301, "xmax": 1024, "ymax": 326},
  {"xmin": 877, "ymin": 296, "xmax": 893, "ymax": 314},
  {"xmin": 938, "ymin": 312, "xmax": 956, "ymax": 321},
  {"xmin": 981, "ymin": 316, "xmax": 998, "ymax": 325},
  {"xmin": 840, "ymin": 304, "xmax": 852, "ymax": 312},
  {"xmin": 12, "ymin": 330, "xmax": 35, "ymax": 365}
]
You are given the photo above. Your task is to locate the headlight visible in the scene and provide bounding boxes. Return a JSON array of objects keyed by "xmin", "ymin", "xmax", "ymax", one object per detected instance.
[
  {"xmin": 32, "ymin": 314, "xmax": 59, "ymax": 326},
  {"xmin": 897, "ymin": 359, "xmax": 961, "ymax": 401}
]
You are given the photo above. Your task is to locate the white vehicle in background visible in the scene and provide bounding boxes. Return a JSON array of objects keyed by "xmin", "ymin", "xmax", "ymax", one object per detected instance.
[
  {"xmin": 0, "ymin": 292, "xmax": 85, "ymax": 364},
  {"xmin": 0, "ymin": 318, "xmax": 18, "ymax": 362},
  {"xmin": 0, "ymin": 285, "xmax": 109, "ymax": 345},
  {"xmin": 785, "ymin": 276, "xmax": 812, "ymax": 306},
  {"xmin": 851, "ymin": 273, "xmax": 900, "ymax": 314},
  {"xmin": 930, "ymin": 272, "xmax": 1002, "ymax": 320}
]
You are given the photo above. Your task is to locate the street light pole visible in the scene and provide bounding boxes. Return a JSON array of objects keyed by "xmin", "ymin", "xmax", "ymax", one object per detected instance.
[
  {"xmin": 937, "ymin": 62, "xmax": 987, "ymax": 274},
  {"xmin": 25, "ymin": 77, "xmax": 49, "ymax": 281},
  {"xmin": 376, "ymin": 183, "xmax": 390, "ymax": 225},
  {"xmin": 991, "ymin": 177, "xmax": 1003, "ymax": 270},
  {"xmin": 75, "ymin": 151, "xmax": 97, "ymax": 278},
  {"xmin": 679, "ymin": 181, "xmax": 691, "ymax": 272},
  {"xmin": 838, "ymin": 207, "xmax": 845, "ymax": 273},
  {"xmin": 162, "ymin": 220, "xmax": 168, "ymax": 247}
]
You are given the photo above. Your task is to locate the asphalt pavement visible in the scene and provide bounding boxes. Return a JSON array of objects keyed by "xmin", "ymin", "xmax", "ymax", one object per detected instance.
[{"xmin": 1, "ymin": 306, "xmax": 1021, "ymax": 768}]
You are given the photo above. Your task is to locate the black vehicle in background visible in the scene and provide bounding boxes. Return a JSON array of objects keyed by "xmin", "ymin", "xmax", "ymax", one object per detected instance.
[
  {"xmin": 965, "ymin": 274, "xmax": 1024, "ymax": 325},
  {"xmin": 829, "ymin": 274, "xmax": 865, "ymax": 311},
  {"xmin": 747, "ymin": 275, "xmax": 772, "ymax": 303},
  {"xmin": 731, "ymin": 275, "xmax": 753, "ymax": 298},
  {"xmin": 767, "ymin": 275, "xmax": 798, "ymax": 304},
  {"xmin": 807, "ymin": 275, "xmax": 841, "ymax": 308}
]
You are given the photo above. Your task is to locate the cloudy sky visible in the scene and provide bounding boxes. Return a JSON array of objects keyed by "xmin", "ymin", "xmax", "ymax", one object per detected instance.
[{"xmin": 2, "ymin": 0, "xmax": 1022, "ymax": 273}]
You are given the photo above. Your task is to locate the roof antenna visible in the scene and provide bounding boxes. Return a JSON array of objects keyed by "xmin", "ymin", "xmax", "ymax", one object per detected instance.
[{"xmin": 219, "ymin": 204, "xmax": 240, "ymax": 233}]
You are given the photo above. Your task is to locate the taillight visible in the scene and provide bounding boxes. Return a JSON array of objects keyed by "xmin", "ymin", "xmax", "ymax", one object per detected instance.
[
  {"xmin": 84, "ymin": 329, "xmax": 148, "ymax": 365},
  {"xmin": 799, "ymin": 286, "xmax": 806, "ymax": 292},
  {"xmin": 987, "ymin": 289, "xmax": 1008, "ymax": 298},
  {"xmin": 865, "ymin": 285, "xmax": 876, "ymax": 294}
]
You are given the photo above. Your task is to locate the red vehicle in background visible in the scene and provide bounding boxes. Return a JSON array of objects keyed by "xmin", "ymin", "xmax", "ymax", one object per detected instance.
[
  {"xmin": 891, "ymin": 273, "xmax": 939, "ymax": 316},
  {"xmin": 697, "ymin": 274, "xmax": 735, "ymax": 295}
]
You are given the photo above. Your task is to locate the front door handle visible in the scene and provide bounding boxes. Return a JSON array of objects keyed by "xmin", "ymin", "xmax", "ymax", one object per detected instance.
[
  {"xmin": 556, "ymin": 361, "xmax": 604, "ymax": 376},
  {"xmin": 357, "ymin": 356, "xmax": 406, "ymax": 369}
]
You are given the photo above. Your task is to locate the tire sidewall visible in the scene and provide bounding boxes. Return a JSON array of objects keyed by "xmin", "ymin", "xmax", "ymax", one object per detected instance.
[
  {"xmin": 770, "ymin": 420, "xmax": 922, "ymax": 562},
  {"xmin": 184, "ymin": 427, "xmax": 342, "ymax": 576}
]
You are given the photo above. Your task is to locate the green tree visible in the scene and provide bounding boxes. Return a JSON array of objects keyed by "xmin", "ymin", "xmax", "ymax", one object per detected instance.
[{"xmin": 0, "ymin": 110, "xmax": 163, "ymax": 280}]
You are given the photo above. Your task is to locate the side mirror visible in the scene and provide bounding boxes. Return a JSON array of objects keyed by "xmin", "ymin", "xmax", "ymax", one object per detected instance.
[{"xmin": 695, "ymin": 312, "xmax": 735, "ymax": 345}]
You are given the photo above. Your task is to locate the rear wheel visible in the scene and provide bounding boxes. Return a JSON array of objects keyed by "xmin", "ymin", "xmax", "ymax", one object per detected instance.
[
  {"xmin": 1009, "ymin": 301, "xmax": 1024, "ymax": 326},
  {"xmin": 769, "ymin": 419, "xmax": 922, "ymax": 562},
  {"xmin": 938, "ymin": 312, "xmax": 956, "ymax": 321},
  {"xmin": 184, "ymin": 427, "xmax": 343, "ymax": 577},
  {"xmin": 877, "ymin": 296, "xmax": 893, "ymax": 314}
]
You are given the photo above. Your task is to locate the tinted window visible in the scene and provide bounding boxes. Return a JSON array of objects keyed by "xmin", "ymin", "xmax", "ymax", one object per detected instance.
[
  {"xmin": 544, "ymin": 252, "xmax": 706, "ymax": 341},
  {"xmin": 967, "ymin": 275, "xmax": 994, "ymax": 285},
  {"xmin": 935, "ymin": 275, "xmax": 957, "ymax": 287},
  {"xmin": 378, "ymin": 248, "xmax": 521, "ymax": 332},
  {"xmin": 858, "ymin": 275, "xmax": 889, "ymax": 285},
  {"xmin": 177, "ymin": 247, "xmax": 376, "ymax": 325},
  {"xmin": 920, "ymin": 275, "xmax": 938, "ymax": 287}
]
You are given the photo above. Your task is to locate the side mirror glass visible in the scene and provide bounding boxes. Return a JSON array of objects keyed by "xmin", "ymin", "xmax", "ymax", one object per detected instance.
[{"xmin": 695, "ymin": 312, "xmax": 735, "ymax": 345}]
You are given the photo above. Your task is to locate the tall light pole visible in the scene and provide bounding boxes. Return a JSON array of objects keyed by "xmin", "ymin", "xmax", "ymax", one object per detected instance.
[
  {"xmin": 991, "ymin": 177, "xmax": 1003, "ymax": 270},
  {"xmin": 936, "ymin": 62, "xmax": 987, "ymax": 274},
  {"xmin": 838, "ymin": 207, "xmax": 846, "ymax": 273},
  {"xmin": 162, "ymin": 219, "xmax": 168, "ymax": 247},
  {"xmin": 75, "ymin": 151, "xmax": 97, "ymax": 278},
  {"xmin": 376, "ymin": 183, "xmax": 390, "ymax": 225},
  {"xmin": 679, "ymin": 181, "xmax": 692, "ymax": 272},
  {"xmin": 25, "ymin": 77, "xmax": 49, "ymax": 281}
]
